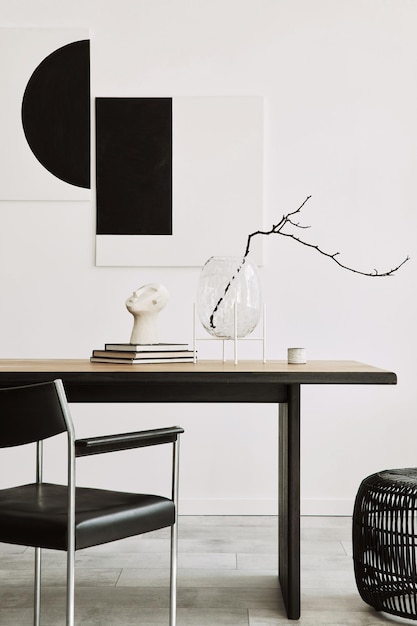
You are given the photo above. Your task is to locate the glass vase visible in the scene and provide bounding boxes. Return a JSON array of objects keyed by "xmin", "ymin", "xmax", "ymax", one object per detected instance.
[{"xmin": 197, "ymin": 256, "xmax": 262, "ymax": 339}]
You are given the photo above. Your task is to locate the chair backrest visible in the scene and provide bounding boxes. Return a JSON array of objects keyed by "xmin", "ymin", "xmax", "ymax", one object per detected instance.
[{"xmin": 0, "ymin": 379, "xmax": 69, "ymax": 448}]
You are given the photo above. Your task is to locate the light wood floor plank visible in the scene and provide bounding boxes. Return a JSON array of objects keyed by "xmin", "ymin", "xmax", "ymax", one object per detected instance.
[{"xmin": 0, "ymin": 516, "xmax": 396, "ymax": 625}]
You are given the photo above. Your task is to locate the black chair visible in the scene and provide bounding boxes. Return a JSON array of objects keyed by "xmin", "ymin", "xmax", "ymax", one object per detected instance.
[{"xmin": 0, "ymin": 379, "xmax": 183, "ymax": 626}]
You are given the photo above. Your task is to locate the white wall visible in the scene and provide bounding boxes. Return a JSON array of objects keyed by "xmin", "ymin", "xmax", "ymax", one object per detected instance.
[{"xmin": 1, "ymin": 0, "xmax": 416, "ymax": 515}]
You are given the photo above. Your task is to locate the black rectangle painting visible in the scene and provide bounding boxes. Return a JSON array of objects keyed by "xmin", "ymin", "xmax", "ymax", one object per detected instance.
[{"xmin": 96, "ymin": 98, "xmax": 172, "ymax": 235}]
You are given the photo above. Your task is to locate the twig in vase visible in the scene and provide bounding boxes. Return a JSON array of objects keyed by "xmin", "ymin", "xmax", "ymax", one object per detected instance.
[
  {"xmin": 209, "ymin": 263, "xmax": 245, "ymax": 330},
  {"xmin": 209, "ymin": 195, "xmax": 410, "ymax": 330},
  {"xmin": 244, "ymin": 195, "xmax": 410, "ymax": 277}
]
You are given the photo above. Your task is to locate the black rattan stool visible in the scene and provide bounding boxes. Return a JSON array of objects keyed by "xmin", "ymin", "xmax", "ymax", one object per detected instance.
[{"xmin": 353, "ymin": 468, "xmax": 417, "ymax": 620}]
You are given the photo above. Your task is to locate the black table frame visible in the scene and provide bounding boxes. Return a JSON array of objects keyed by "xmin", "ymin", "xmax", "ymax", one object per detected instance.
[{"xmin": 0, "ymin": 360, "xmax": 397, "ymax": 619}]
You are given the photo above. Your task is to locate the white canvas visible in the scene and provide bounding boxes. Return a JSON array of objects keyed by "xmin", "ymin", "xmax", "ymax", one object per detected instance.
[
  {"xmin": 0, "ymin": 28, "xmax": 90, "ymax": 200},
  {"xmin": 95, "ymin": 96, "xmax": 263, "ymax": 267}
]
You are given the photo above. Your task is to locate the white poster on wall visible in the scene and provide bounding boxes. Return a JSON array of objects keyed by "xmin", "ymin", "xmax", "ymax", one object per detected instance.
[
  {"xmin": 95, "ymin": 96, "xmax": 264, "ymax": 267},
  {"xmin": 0, "ymin": 28, "xmax": 90, "ymax": 201}
]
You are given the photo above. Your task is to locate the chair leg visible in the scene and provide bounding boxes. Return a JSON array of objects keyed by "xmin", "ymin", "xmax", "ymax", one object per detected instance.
[
  {"xmin": 169, "ymin": 522, "xmax": 177, "ymax": 626},
  {"xmin": 169, "ymin": 436, "xmax": 180, "ymax": 626},
  {"xmin": 66, "ymin": 547, "xmax": 75, "ymax": 626},
  {"xmin": 34, "ymin": 547, "xmax": 41, "ymax": 626}
]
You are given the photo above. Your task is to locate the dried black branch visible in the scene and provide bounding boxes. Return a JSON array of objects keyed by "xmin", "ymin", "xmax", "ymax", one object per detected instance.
[
  {"xmin": 209, "ymin": 263, "xmax": 244, "ymax": 329},
  {"xmin": 277, "ymin": 231, "xmax": 410, "ymax": 277},
  {"xmin": 244, "ymin": 195, "xmax": 410, "ymax": 276},
  {"xmin": 209, "ymin": 195, "xmax": 410, "ymax": 329}
]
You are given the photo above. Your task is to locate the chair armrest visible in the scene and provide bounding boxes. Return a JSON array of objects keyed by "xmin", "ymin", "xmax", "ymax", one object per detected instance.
[{"xmin": 75, "ymin": 426, "xmax": 184, "ymax": 457}]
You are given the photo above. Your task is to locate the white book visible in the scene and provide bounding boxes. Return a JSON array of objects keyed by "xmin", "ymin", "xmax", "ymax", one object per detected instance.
[
  {"xmin": 93, "ymin": 349, "xmax": 194, "ymax": 359},
  {"xmin": 90, "ymin": 356, "xmax": 195, "ymax": 364},
  {"xmin": 104, "ymin": 342, "xmax": 188, "ymax": 352}
]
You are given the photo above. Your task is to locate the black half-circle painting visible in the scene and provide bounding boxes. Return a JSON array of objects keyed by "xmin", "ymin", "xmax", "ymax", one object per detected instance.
[{"xmin": 21, "ymin": 39, "xmax": 90, "ymax": 189}]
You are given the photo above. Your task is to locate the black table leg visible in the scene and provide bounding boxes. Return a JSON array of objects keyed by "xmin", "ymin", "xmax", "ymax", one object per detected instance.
[{"xmin": 279, "ymin": 383, "xmax": 301, "ymax": 619}]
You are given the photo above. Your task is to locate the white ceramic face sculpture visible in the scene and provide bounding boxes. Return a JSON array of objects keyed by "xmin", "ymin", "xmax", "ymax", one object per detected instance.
[{"xmin": 125, "ymin": 283, "xmax": 169, "ymax": 345}]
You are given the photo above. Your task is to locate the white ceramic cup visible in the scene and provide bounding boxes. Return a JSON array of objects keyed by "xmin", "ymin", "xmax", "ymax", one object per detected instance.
[{"xmin": 287, "ymin": 347, "xmax": 306, "ymax": 364}]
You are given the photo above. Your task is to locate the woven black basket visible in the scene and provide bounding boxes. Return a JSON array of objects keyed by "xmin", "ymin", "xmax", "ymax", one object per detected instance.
[{"xmin": 353, "ymin": 468, "xmax": 417, "ymax": 620}]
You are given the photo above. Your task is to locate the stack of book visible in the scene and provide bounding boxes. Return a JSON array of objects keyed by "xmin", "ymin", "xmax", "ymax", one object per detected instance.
[{"xmin": 90, "ymin": 342, "xmax": 196, "ymax": 364}]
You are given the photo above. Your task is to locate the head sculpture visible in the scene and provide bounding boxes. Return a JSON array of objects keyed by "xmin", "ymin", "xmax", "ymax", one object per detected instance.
[{"xmin": 126, "ymin": 283, "xmax": 169, "ymax": 344}]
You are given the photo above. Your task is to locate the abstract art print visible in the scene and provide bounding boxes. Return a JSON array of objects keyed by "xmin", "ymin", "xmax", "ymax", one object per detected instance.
[
  {"xmin": 0, "ymin": 28, "xmax": 90, "ymax": 200},
  {"xmin": 95, "ymin": 96, "xmax": 263, "ymax": 267}
]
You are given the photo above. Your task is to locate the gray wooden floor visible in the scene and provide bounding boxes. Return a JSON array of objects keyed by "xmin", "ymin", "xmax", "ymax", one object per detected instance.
[{"xmin": 0, "ymin": 516, "xmax": 408, "ymax": 625}]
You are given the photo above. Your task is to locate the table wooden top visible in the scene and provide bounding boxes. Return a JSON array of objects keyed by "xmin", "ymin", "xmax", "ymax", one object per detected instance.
[{"xmin": 0, "ymin": 359, "xmax": 397, "ymax": 384}]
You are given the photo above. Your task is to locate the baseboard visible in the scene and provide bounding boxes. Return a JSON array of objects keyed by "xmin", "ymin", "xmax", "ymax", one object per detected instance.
[
  {"xmin": 301, "ymin": 498, "xmax": 355, "ymax": 516},
  {"xmin": 179, "ymin": 499, "xmax": 278, "ymax": 515},
  {"xmin": 179, "ymin": 498, "xmax": 355, "ymax": 516}
]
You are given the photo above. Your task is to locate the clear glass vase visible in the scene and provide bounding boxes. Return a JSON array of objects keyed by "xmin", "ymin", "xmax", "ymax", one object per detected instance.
[{"xmin": 197, "ymin": 256, "xmax": 262, "ymax": 339}]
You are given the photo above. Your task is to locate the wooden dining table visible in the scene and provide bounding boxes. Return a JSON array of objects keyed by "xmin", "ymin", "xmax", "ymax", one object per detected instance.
[{"xmin": 0, "ymin": 358, "xmax": 397, "ymax": 620}]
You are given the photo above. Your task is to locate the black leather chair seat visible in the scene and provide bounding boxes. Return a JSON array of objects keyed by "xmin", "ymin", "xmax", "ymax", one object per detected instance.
[{"xmin": 0, "ymin": 483, "xmax": 175, "ymax": 550}]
